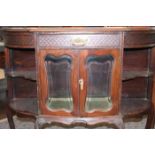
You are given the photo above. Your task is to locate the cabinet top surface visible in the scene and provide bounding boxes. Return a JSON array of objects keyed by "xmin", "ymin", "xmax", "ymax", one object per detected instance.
[{"xmin": 4, "ymin": 27, "xmax": 155, "ymax": 33}]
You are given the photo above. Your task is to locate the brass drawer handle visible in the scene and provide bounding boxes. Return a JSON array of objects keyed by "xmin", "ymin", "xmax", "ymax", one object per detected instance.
[{"xmin": 71, "ymin": 37, "xmax": 88, "ymax": 46}]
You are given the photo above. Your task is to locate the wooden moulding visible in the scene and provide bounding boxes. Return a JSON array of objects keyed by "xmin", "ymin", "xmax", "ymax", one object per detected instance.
[
  {"xmin": 35, "ymin": 114, "xmax": 125, "ymax": 129},
  {"xmin": 4, "ymin": 29, "xmax": 155, "ymax": 49}
]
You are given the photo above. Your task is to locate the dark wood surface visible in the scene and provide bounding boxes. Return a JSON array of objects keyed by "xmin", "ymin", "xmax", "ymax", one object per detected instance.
[
  {"xmin": 0, "ymin": 52, "xmax": 5, "ymax": 68},
  {"xmin": 34, "ymin": 31, "xmax": 124, "ymax": 128},
  {"xmin": 3, "ymin": 26, "xmax": 155, "ymax": 128},
  {"xmin": 4, "ymin": 27, "xmax": 155, "ymax": 48},
  {"xmin": 4, "ymin": 26, "xmax": 155, "ymax": 32},
  {"xmin": 0, "ymin": 43, "xmax": 6, "ymax": 120},
  {"xmin": 78, "ymin": 49, "xmax": 122, "ymax": 117}
]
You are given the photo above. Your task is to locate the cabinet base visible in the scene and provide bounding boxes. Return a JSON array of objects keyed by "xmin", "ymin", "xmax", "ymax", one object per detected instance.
[{"xmin": 35, "ymin": 115, "xmax": 125, "ymax": 129}]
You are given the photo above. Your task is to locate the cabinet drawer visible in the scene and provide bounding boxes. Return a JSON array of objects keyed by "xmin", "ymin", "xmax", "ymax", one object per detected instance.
[
  {"xmin": 124, "ymin": 32, "xmax": 155, "ymax": 48},
  {"xmin": 4, "ymin": 32, "xmax": 34, "ymax": 48},
  {"xmin": 38, "ymin": 33, "xmax": 121, "ymax": 49}
]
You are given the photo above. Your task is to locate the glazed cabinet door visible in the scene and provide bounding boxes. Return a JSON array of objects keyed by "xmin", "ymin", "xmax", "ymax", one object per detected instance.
[
  {"xmin": 36, "ymin": 32, "xmax": 122, "ymax": 117},
  {"xmin": 37, "ymin": 50, "xmax": 79, "ymax": 116},
  {"xmin": 79, "ymin": 49, "xmax": 122, "ymax": 116}
]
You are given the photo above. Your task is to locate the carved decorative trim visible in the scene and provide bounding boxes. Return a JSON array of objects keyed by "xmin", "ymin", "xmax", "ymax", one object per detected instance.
[
  {"xmin": 35, "ymin": 114, "xmax": 125, "ymax": 129},
  {"xmin": 38, "ymin": 34, "xmax": 121, "ymax": 49}
]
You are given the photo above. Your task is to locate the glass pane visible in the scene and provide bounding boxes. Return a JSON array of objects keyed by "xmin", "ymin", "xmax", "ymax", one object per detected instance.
[
  {"xmin": 45, "ymin": 55, "xmax": 73, "ymax": 112},
  {"xmin": 85, "ymin": 55, "xmax": 113, "ymax": 112}
]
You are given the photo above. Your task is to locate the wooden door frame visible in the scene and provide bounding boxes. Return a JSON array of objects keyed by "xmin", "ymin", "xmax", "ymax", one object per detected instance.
[
  {"xmin": 36, "ymin": 49, "xmax": 79, "ymax": 116},
  {"xmin": 79, "ymin": 49, "xmax": 122, "ymax": 117}
]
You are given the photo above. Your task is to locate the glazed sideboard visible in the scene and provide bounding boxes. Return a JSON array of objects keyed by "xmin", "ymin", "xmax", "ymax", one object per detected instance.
[{"xmin": 3, "ymin": 27, "xmax": 155, "ymax": 128}]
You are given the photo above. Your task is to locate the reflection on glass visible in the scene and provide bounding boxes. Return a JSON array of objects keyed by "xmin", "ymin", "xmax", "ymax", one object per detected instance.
[
  {"xmin": 45, "ymin": 55, "xmax": 73, "ymax": 112},
  {"xmin": 85, "ymin": 55, "xmax": 113, "ymax": 112}
]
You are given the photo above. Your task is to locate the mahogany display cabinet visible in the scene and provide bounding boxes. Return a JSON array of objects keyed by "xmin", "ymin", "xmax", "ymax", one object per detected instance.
[{"xmin": 3, "ymin": 27, "xmax": 155, "ymax": 129}]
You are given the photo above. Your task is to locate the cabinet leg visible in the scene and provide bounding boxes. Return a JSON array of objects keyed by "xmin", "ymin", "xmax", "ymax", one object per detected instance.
[
  {"xmin": 145, "ymin": 108, "xmax": 155, "ymax": 129},
  {"xmin": 115, "ymin": 119, "xmax": 125, "ymax": 129},
  {"xmin": 6, "ymin": 105, "xmax": 15, "ymax": 129},
  {"xmin": 146, "ymin": 76, "xmax": 155, "ymax": 129},
  {"xmin": 35, "ymin": 116, "xmax": 44, "ymax": 129},
  {"xmin": 34, "ymin": 118, "xmax": 40, "ymax": 129},
  {"xmin": 112, "ymin": 115, "xmax": 125, "ymax": 129}
]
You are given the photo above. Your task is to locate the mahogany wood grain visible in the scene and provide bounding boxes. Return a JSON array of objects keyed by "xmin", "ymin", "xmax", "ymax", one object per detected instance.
[
  {"xmin": 3, "ymin": 27, "xmax": 155, "ymax": 129},
  {"xmin": 79, "ymin": 49, "xmax": 122, "ymax": 117},
  {"xmin": 36, "ymin": 49, "xmax": 79, "ymax": 116},
  {"xmin": 0, "ymin": 52, "xmax": 5, "ymax": 68},
  {"xmin": 35, "ymin": 32, "xmax": 124, "ymax": 128},
  {"xmin": 146, "ymin": 75, "xmax": 155, "ymax": 128}
]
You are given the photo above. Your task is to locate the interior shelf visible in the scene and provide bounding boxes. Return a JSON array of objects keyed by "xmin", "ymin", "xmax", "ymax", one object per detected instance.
[
  {"xmin": 121, "ymin": 98, "xmax": 150, "ymax": 117},
  {"xmin": 9, "ymin": 98, "xmax": 38, "ymax": 116},
  {"xmin": 122, "ymin": 70, "xmax": 153, "ymax": 81},
  {"xmin": 9, "ymin": 97, "xmax": 150, "ymax": 118},
  {"xmin": 5, "ymin": 70, "xmax": 153, "ymax": 81},
  {"xmin": 6, "ymin": 70, "xmax": 36, "ymax": 81}
]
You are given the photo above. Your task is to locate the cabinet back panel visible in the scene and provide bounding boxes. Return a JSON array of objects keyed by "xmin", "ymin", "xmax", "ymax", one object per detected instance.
[
  {"xmin": 123, "ymin": 49, "xmax": 149, "ymax": 71},
  {"xmin": 12, "ymin": 49, "xmax": 35, "ymax": 70},
  {"xmin": 122, "ymin": 77, "xmax": 148, "ymax": 98},
  {"xmin": 10, "ymin": 78, "xmax": 37, "ymax": 98}
]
